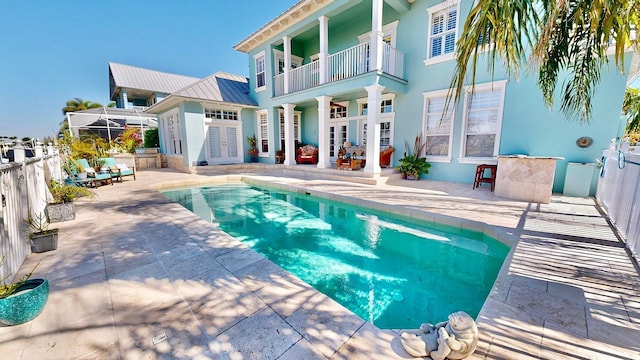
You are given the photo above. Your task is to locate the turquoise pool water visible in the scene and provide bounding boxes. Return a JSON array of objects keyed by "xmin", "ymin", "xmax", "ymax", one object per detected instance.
[{"xmin": 163, "ymin": 183, "xmax": 509, "ymax": 329}]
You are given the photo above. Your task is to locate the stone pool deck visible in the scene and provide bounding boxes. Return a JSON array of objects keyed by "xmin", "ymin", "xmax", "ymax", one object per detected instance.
[{"xmin": 1, "ymin": 167, "xmax": 639, "ymax": 359}]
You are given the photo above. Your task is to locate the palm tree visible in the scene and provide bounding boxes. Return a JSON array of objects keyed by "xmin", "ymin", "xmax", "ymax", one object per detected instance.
[
  {"xmin": 61, "ymin": 98, "xmax": 105, "ymax": 115},
  {"xmin": 450, "ymin": 0, "xmax": 640, "ymax": 122},
  {"xmin": 623, "ymin": 87, "xmax": 640, "ymax": 133}
]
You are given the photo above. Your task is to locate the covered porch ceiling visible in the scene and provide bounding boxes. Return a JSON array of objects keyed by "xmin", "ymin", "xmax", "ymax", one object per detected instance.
[{"xmin": 234, "ymin": 0, "xmax": 410, "ymax": 53}]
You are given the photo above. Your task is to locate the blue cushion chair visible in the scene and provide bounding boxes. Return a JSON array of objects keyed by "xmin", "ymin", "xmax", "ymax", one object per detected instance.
[
  {"xmin": 99, "ymin": 157, "xmax": 136, "ymax": 181},
  {"xmin": 76, "ymin": 159, "xmax": 113, "ymax": 186}
]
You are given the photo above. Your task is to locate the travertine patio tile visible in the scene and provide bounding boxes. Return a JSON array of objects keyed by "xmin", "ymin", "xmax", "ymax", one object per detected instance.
[
  {"xmin": 180, "ymin": 276, "xmax": 267, "ymax": 337},
  {"xmin": 333, "ymin": 322, "xmax": 411, "ymax": 360},
  {"xmin": 541, "ymin": 322, "xmax": 639, "ymax": 360},
  {"xmin": 215, "ymin": 247, "xmax": 265, "ymax": 272},
  {"xmin": 232, "ymin": 257, "xmax": 295, "ymax": 291},
  {"xmin": 506, "ymin": 280, "xmax": 588, "ymax": 337},
  {"xmin": 22, "ymin": 321, "xmax": 118, "ymax": 360},
  {"xmin": 102, "ymin": 241, "xmax": 158, "ymax": 277},
  {"xmin": 30, "ymin": 280, "xmax": 112, "ymax": 332},
  {"xmin": 44, "ymin": 249, "xmax": 105, "ymax": 283},
  {"xmin": 107, "ymin": 260, "xmax": 168, "ymax": 282},
  {"xmin": 278, "ymin": 338, "xmax": 327, "ymax": 360},
  {"xmin": 0, "ymin": 321, "xmax": 29, "ymax": 356},
  {"xmin": 547, "ymin": 281, "xmax": 587, "ymax": 303},
  {"xmin": 585, "ymin": 310, "xmax": 640, "ymax": 351},
  {"xmin": 211, "ymin": 306, "xmax": 301, "ymax": 359},
  {"xmin": 155, "ymin": 243, "xmax": 206, "ymax": 267},
  {"xmin": 201, "ymin": 232, "xmax": 247, "ymax": 258},
  {"xmin": 253, "ymin": 273, "xmax": 318, "ymax": 317},
  {"xmin": 286, "ymin": 293, "xmax": 365, "ymax": 358}
]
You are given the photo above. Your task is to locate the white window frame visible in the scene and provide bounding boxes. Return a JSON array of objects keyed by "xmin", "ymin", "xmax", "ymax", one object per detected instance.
[
  {"xmin": 330, "ymin": 101, "xmax": 349, "ymax": 119},
  {"xmin": 204, "ymin": 106, "xmax": 240, "ymax": 121},
  {"xmin": 424, "ymin": 0, "xmax": 460, "ymax": 66},
  {"xmin": 161, "ymin": 108, "xmax": 182, "ymax": 155},
  {"xmin": 357, "ymin": 20, "xmax": 400, "ymax": 47},
  {"xmin": 273, "ymin": 49, "xmax": 303, "ymax": 74},
  {"xmin": 422, "ymin": 89, "xmax": 455, "ymax": 163},
  {"xmin": 458, "ymin": 80, "xmax": 508, "ymax": 164},
  {"xmin": 357, "ymin": 115, "xmax": 394, "ymax": 148},
  {"xmin": 278, "ymin": 109, "xmax": 302, "ymax": 149},
  {"xmin": 356, "ymin": 93, "xmax": 396, "ymax": 115},
  {"xmin": 256, "ymin": 109, "xmax": 269, "ymax": 156},
  {"xmin": 254, "ymin": 50, "xmax": 266, "ymax": 92}
]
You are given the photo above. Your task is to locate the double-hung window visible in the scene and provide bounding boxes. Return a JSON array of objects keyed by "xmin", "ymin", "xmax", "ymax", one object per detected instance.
[
  {"xmin": 256, "ymin": 110, "xmax": 269, "ymax": 154},
  {"xmin": 460, "ymin": 80, "xmax": 507, "ymax": 160},
  {"xmin": 425, "ymin": 0, "xmax": 459, "ymax": 65},
  {"xmin": 423, "ymin": 90, "xmax": 454, "ymax": 161},
  {"xmin": 254, "ymin": 51, "xmax": 266, "ymax": 91}
]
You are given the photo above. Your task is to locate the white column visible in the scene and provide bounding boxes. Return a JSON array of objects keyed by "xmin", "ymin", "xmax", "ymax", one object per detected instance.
[
  {"xmin": 283, "ymin": 36, "xmax": 292, "ymax": 94},
  {"xmin": 364, "ymin": 84, "xmax": 384, "ymax": 175},
  {"xmin": 316, "ymin": 95, "xmax": 332, "ymax": 169},
  {"xmin": 318, "ymin": 16, "xmax": 329, "ymax": 84},
  {"xmin": 283, "ymin": 103, "xmax": 296, "ymax": 166},
  {"xmin": 369, "ymin": 0, "xmax": 384, "ymax": 72}
]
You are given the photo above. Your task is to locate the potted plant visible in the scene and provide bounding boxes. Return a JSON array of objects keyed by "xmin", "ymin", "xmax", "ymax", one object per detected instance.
[
  {"xmin": 46, "ymin": 180, "xmax": 92, "ymax": 223},
  {"xmin": 0, "ymin": 256, "xmax": 49, "ymax": 325},
  {"xmin": 247, "ymin": 135, "xmax": 259, "ymax": 162},
  {"xmin": 26, "ymin": 211, "xmax": 59, "ymax": 253},
  {"xmin": 398, "ymin": 133, "xmax": 431, "ymax": 180}
]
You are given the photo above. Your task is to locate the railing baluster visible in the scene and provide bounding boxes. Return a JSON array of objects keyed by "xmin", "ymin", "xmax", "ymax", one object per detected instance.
[{"xmin": 272, "ymin": 41, "xmax": 404, "ymax": 95}]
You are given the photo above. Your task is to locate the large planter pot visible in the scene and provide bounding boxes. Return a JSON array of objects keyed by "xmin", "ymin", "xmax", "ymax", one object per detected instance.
[
  {"xmin": 405, "ymin": 173, "xmax": 419, "ymax": 181},
  {"xmin": 46, "ymin": 202, "xmax": 75, "ymax": 223},
  {"xmin": 0, "ymin": 279, "xmax": 49, "ymax": 325},
  {"xmin": 30, "ymin": 229, "xmax": 59, "ymax": 253}
]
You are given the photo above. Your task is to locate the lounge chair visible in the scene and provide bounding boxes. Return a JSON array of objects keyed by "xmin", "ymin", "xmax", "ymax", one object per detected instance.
[
  {"xmin": 99, "ymin": 157, "xmax": 136, "ymax": 181},
  {"xmin": 77, "ymin": 159, "xmax": 113, "ymax": 186}
]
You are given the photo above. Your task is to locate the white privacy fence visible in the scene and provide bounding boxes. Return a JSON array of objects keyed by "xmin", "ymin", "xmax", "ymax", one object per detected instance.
[
  {"xmin": 596, "ymin": 150, "xmax": 640, "ymax": 263},
  {"xmin": 0, "ymin": 150, "xmax": 62, "ymax": 283}
]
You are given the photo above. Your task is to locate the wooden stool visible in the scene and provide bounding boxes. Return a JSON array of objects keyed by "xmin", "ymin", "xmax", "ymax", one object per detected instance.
[{"xmin": 473, "ymin": 164, "xmax": 497, "ymax": 191}]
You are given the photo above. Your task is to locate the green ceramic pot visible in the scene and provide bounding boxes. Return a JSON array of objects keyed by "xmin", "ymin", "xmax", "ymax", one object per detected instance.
[{"xmin": 0, "ymin": 279, "xmax": 49, "ymax": 325}]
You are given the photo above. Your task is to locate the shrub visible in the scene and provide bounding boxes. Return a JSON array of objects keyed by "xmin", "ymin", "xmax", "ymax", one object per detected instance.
[
  {"xmin": 143, "ymin": 128, "xmax": 159, "ymax": 148},
  {"xmin": 49, "ymin": 180, "xmax": 92, "ymax": 204}
]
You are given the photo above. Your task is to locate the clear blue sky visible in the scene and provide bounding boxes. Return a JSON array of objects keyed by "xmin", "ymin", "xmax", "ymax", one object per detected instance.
[{"xmin": 0, "ymin": 0, "xmax": 295, "ymax": 140}]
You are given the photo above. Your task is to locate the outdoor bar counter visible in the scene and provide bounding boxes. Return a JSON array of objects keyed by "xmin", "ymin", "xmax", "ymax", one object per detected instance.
[{"xmin": 495, "ymin": 155, "xmax": 564, "ymax": 204}]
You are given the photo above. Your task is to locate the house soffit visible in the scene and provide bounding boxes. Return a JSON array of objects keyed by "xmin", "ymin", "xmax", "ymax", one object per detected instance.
[
  {"xmin": 234, "ymin": 0, "xmax": 335, "ymax": 54},
  {"xmin": 234, "ymin": 0, "xmax": 412, "ymax": 54}
]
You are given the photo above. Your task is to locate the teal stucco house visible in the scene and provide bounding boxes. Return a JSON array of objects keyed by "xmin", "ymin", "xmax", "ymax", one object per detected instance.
[{"xmin": 147, "ymin": 0, "xmax": 639, "ymax": 193}]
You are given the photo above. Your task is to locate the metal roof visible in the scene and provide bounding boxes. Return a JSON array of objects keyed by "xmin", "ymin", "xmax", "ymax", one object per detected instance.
[
  {"xmin": 171, "ymin": 72, "xmax": 257, "ymax": 106},
  {"xmin": 109, "ymin": 62, "xmax": 201, "ymax": 96},
  {"xmin": 67, "ymin": 107, "xmax": 157, "ymax": 128}
]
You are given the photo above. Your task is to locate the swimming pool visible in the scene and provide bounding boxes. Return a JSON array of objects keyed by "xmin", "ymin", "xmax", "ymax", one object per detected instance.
[{"xmin": 163, "ymin": 183, "xmax": 509, "ymax": 329}]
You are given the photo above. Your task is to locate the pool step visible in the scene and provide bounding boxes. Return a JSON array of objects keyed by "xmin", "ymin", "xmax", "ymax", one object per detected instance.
[{"xmin": 191, "ymin": 164, "xmax": 397, "ymax": 186}]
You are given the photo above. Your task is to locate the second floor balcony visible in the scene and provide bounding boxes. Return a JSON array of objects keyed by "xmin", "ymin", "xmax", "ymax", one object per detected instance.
[{"xmin": 274, "ymin": 41, "xmax": 404, "ymax": 97}]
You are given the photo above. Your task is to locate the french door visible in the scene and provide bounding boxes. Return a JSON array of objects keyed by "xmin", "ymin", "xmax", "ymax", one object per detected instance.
[
  {"xmin": 206, "ymin": 122, "xmax": 242, "ymax": 164},
  {"xmin": 329, "ymin": 121, "xmax": 348, "ymax": 162}
]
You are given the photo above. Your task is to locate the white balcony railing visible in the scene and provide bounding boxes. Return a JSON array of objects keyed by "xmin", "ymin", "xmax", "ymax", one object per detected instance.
[{"xmin": 274, "ymin": 41, "xmax": 404, "ymax": 97}]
